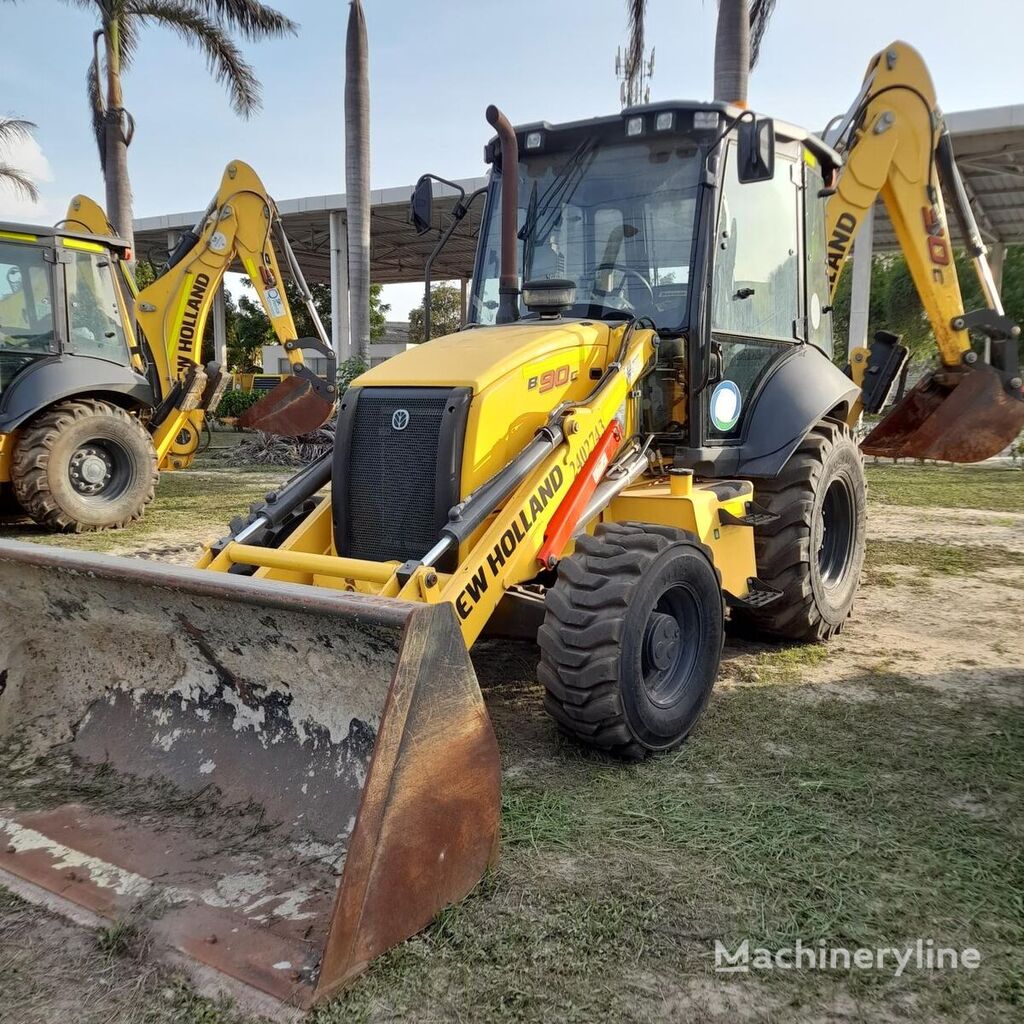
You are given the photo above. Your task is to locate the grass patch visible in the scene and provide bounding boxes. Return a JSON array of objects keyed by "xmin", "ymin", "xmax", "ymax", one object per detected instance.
[
  {"xmin": 0, "ymin": 466, "xmax": 289, "ymax": 554},
  {"xmin": 865, "ymin": 463, "xmax": 1024, "ymax": 514},
  {"xmin": 735, "ymin": 644, "xmax": 831, "ymax": 685},
  {"xmin": 315, "ymin": 678, "xmax": 1023, "ymax": 1023},
  {"xmin": 867, "ymin": 539, "xmax": 1024, "ymax": 576},
  {"xmin": 96, "ymin": 921, "xmax": 141, "ymax": 958}
]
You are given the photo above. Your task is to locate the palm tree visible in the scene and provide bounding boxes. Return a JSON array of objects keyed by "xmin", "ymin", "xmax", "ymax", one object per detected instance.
[
  {"xmin": 624, "ymin": 0, "xmax": 647, "ymax": 103},
  {"xmin": 0, "ymin": 118, "xmax": 39, "ymax": 201},
  {"xmin": 345, "ymin": 0, "xmax": 370, "ymax": 363},
  {"xmin": 713, "ymin": 0, "xmax": 776, "ymax": 105},
  {"xmin": 2, "ymin": 1, "xmax": 297, "ymax": 250}
]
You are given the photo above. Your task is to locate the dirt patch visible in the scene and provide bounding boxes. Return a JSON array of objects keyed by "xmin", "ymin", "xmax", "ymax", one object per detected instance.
[{"xmin": 867, "ymin": 504, "xmax": 1024, "ymax": 550}]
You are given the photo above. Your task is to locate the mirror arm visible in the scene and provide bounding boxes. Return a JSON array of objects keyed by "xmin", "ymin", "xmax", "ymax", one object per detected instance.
[{"xmin": 422, "ymin": 186, "xmax": 486, "ymax": 342}]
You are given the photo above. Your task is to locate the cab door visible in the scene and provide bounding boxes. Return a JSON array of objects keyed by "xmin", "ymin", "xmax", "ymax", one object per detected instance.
[{"xmin": 704, "ymin": 141, "xmax": 803, "ymax": 443}]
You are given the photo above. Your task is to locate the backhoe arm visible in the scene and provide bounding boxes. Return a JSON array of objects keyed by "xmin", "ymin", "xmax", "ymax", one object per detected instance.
[
  {"xmin": 823, "ymin": 41, "xmax": 1023, "ymax": 462},
  {"xmin": 136, "ymin": 160, "xmax": 336, "ymax": 442}
]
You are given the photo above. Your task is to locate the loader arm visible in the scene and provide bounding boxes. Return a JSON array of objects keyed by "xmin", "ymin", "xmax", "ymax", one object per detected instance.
[{"xmin": 824, "ymin": 41, "xmax": 1023, "ymax": 462}]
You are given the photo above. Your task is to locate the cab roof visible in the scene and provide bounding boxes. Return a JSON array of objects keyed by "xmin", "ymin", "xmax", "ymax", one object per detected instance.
[
  {"xmin": 486, "ymin": 99, "xmax": 843, "ymax": 177},
  {"xmin": 0, "ymin": 221, "xmax": 130, "ymax": 253}
]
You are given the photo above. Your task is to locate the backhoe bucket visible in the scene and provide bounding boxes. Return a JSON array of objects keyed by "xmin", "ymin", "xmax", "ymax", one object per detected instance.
[
  {"xmin": 0, "ymin": 540, "xmax": 500, "ymax": 1011},
  {"xmin": 861, "ymin": 363, "xmax": 1024, "ymax": 463},
  {"xmin": 238, "ymin": 375, "xmax": 335, "ymax": 436}
]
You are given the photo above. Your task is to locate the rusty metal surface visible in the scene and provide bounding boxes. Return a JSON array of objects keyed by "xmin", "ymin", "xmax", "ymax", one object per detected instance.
[
  {"xmin": 0, "ymin": 804, "xmax": 332, "ymax": 1007},
  {"xmin": 237, "ymin": 375, "xmax": 335, "ymax": 436},
  {"xmin": 0, "ymin": 540, "xmax": 501, "ymax": 1009},
  {"xmin": 316, "ymin": 602, "xmax": 501, "ymax": 1000},
  {"xmin": 862, "ymin": 364, "xmax": 1024, "ymax": 463}
]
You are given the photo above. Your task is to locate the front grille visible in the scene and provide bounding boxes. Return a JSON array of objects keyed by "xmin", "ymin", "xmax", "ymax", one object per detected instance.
[{"xmin": 332, "ymin": 386, "xmax": 471, "ymax": 569}]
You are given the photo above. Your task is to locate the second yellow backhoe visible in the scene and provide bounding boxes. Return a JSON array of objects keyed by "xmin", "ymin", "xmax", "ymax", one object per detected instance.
[
  {"xmin": 0, "ymin": 162, "xmax": 335, "ymax": 531},
  {"xmin": 0, "ymin": 41, "xmax": 1019, "ymax": 1011}
]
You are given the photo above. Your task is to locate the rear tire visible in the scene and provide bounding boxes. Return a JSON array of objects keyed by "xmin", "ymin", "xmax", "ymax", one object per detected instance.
[
  {"xmin": 538, "ymin": 522, "xmax": 724, "ymax": 760},
  {"xmin": 12, "ymin": 399, "xmax": 158, "ymax": 532},
  {"xmin": 733, "ymin": 418, "xmax": 866, "ymax": 641}
]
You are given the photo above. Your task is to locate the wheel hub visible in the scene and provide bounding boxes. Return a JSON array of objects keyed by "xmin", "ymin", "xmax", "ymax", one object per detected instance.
[
  {"xmin": 818, "ymin": 476, "xmax": 856, "ymax": 589},
  {"xmin": 644, "ymin": 612, "xmax": 681, "ymax": 672},
  {"xmin": 69, "ymin": 446, "xmax": 113, "ymax": 496}
]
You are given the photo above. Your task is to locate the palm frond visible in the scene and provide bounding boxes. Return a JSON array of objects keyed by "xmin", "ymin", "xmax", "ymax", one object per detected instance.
[
  {"xmin": 182, "ymin": 0, "xmax": 297, "ymax": 40},
  {"xmin": 748, "ymin": 0, "xmax": 776, "ymax": 70},
  {"xmin": 0, "ymin": 164, "xmax": 39, "ymax": 202},
  {"xmin": 0, "ymin": 118, "xmax": 36, "ymax": 146},
  {"xmin": 625, "ymin": 0, "xmax": 647, "ymax": 81},
  {"xmin": 117, "ymin": 12, "xmax": 141, "ymax": 69},
  {"xmin": 129, "ymin": 0, "xmax": 261, "ymax": 115}
]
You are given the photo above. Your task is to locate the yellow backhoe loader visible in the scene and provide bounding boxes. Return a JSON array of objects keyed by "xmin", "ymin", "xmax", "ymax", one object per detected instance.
[
  {"xmin": 0, "ymin": 162, "xmax": 335, "ymax": 531},
  {"xmin": 0, "ymin": 42, "xmax": 1020, "ymax": 1010}
]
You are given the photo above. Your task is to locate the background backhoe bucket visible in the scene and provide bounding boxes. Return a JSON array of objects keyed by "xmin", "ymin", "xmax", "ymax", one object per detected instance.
[
  {"xmin": 861, "ymin": 363, "xmax": 1024, "ymax": 463},
  {"xmin": 0, "ymin": 540, "xmax": 500, "ymax": 1011},
  {"xmin": 238, "ymin": 375, "xmax": 335, "ymax": 436}
]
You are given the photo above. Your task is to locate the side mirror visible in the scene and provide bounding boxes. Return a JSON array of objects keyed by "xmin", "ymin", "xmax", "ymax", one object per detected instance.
[
  {"xmin": 736, "ymin": 116, "xmax": 775, "ymax": 183},
  {"xmin": 410, "ymin": 177, "xmax": 433, "ymax": 235}
]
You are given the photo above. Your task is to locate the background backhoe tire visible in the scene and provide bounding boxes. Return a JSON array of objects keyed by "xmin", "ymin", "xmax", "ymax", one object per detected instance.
[
  {"xmin": 538, "ymin": 522, "xmax": 724, "ymax": 760},
  {"xmin": 12, "ymin": 399, "xmax": 158, "ymax": 532},
  {"xmin": 732, "ymin": 418, "xmax": 866, "ymax": 641}
]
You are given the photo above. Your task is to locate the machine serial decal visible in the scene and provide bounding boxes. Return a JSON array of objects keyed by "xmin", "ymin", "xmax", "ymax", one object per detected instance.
[
  {"xmin": 455, "ymin": 465, "xmax": 565, "ymax": 620},
  {"xmin": 176, "ymin": 272, "xmax": 210, "ymax": 372}
]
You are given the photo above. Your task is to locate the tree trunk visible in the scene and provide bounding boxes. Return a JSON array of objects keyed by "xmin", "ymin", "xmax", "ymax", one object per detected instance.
[
  {"xmin": 102, "ymin": 21, "xmax": 134, "ymax": 253},
  {"xmin": 344, "ymin": 0, "xmax": 371, "ymax": 364},
  {"xmin": 713, "ymin": 0, "xmax": 750, "ymax": 106}
]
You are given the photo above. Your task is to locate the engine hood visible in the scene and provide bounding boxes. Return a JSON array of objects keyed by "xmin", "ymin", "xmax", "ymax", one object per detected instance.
[{"xmin": 353, "ymin": 320, "xmax": 616, "ymax": 394}]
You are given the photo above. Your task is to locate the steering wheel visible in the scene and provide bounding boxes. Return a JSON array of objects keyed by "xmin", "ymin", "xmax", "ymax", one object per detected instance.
[{"xmin": 592, "ymin": 262, "xmax": 655, "ymax": 312}]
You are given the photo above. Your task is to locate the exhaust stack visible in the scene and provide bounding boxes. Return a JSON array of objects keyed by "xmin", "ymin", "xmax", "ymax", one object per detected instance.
[{"xmin": 486, "ymin": 105, "xmax": 520, "ymax": 324}]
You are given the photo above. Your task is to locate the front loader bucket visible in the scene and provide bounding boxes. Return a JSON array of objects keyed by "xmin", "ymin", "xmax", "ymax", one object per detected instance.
[
  {"xmin": 861, "ymin": 363, "xmax": 1024, "ymax": 463},
  {"xmin": 0, "ymin": 540, "xmax": 500, "ymax": 1010},
  {"xmin": 238, "ymin": 376, "xmax": 335, "ymax": 436}
]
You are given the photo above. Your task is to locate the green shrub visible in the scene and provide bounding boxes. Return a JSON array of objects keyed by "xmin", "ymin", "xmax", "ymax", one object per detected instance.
[
  {"xmin": 337, "ymin": 356, "xmax": 368, "ymax": 393},
  {"xmin": 216, "ymin": 388, "xmax": 263, "ymax": 419}
]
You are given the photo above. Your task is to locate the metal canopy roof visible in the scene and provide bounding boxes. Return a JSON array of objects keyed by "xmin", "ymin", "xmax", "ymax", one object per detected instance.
[
  {"xmin": 133, "ymin": 176, "xmax": 488, "ymax": 286},
  {"xmin": 132, "ymin": 104, "xmax": 1023, "ymax": 288}
]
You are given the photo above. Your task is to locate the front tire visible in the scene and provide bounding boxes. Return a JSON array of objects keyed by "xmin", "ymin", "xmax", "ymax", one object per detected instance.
[
  {"xmin": 538, "ymin": 522, "xmax": 724, "ymax": 760},
  {"xmin": 733, "ymin": 418, "xmax": 866, "ymax": 641},
  {"xmin": 12, "ymin": 399, "xmax": 158, "ymax": 532}
]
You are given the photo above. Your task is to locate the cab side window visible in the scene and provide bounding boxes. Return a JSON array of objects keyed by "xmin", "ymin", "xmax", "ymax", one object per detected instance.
[
  {"xmin": 65, "ymin": 250, "xmax": 130, "ymax": 363},
  {"xmin": 707, "ymin": 144, "xmax": 801, "ymax": 441},
  {"xmin": 712, "ymin": 146, "xmax": 800, "ymax": 339}
]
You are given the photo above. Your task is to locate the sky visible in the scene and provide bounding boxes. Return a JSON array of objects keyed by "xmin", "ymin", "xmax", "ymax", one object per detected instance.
[{"xmin": 1, "ymin": 0, "xmax": 1022, "ymax": 320}]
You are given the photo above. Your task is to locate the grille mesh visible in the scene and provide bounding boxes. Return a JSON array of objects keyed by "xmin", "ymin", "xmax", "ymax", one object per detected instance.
[{"xmin": 344, "ymin": 389, "xmax": 454, "ymax": 564}]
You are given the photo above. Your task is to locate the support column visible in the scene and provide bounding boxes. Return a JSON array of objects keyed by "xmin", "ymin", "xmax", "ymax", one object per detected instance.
[
  {"xmin": 212, "ymin": 281, "xmax": 228, "ymax": 369},
  {"xmin": 460, "ymin": 277, "xmax": 468, "ymax": 327},
  {"xmin": 848, "ymin": 205, "xmax": 874, "ymax": 353},
  {"xmin": 329, "ymin": 210, "xmax": 351, "ymax": 362},
  {"xmin": 988, "ymin": 241, "xmax": 1006, "ymax": 295}
]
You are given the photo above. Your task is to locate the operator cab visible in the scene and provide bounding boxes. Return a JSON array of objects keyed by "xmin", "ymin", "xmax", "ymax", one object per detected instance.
[
  {"xmin": 0, "ymin": 225, "xmax": 140, "ymax": 400},
  {"xmin": 464, "ymin": 102, "xmax": 842, "ymax": 452}
]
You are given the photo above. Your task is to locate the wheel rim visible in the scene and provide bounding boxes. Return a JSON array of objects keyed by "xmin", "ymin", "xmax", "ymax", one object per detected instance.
[
  {"xmin": 68, "ymin": 439, "xmax": 134, "ymax": 501},
  {"xmin": 818, "ymin": 476, "xmax": 856, "ymax": 590},
  {"xmin": 640, "ymin": 584, "xmax": 703, "ymax": 708}
]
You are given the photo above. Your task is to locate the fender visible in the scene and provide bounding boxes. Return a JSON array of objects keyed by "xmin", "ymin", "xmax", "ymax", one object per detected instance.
[
  {"xmin": 682, "ymin": 345, "xmax": 861, "ymax": 479},
  {"xmin": 0, "ymin": 354, "xmax": 154, "ymax": 433}
]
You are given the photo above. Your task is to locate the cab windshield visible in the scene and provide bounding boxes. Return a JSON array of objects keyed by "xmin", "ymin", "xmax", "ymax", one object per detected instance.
[{"xmin": 471, "ymin": 135, "xmax": 702, "ymax": 329}]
